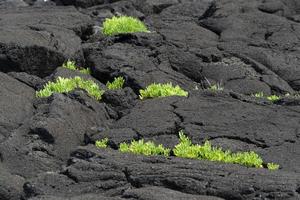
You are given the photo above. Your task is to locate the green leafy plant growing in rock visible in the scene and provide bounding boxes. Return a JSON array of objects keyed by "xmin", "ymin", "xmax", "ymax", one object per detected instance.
[
  {"xmin": 116, "ymin": 131, "xmax": 279, "ymax": 170},
  {"xmin": 267, "ymin": 162, "xmax": 280, "ymax": 170},
  {"xmin": 267, "ymin": 95, "xmax": 281, "ymax": 102},
  {"xmin": 252, "ymin": 92, "xmax": 264, "ymax": 98},
  {"xmin": 139, "ymin": 83, "xmax": 188, "ymax": 100},
  {"xmin": 251, "ymin": 92, "xmax": 281, "ymax": 102},
  {"xmin": 62, "ymin": 60, "xmax": 91, "ymax": 75},
  {"xmin": 207, "ymin": 84, "xmax": 224, "ymax": 92},
  {"xmin": 106, "ymin": 76, "xmax": 125, "ymax": 90},
  {"xmin": 119, "ymin": 140, "xmax": 170, "ymax": 157},
  {"xmin": 95, "ymin": 138, "xmax": 109, "ymax": 148},
  {"xmin": 102, "ymin": 16, "xmax": 149, "ymax": 36},
  {"xmin": 173, "ymin": 131, "xmax": 266, "ymax": 168},
  {"xmin": 36, "ymin": 76, "xmax": 104, "ymax": 100}
]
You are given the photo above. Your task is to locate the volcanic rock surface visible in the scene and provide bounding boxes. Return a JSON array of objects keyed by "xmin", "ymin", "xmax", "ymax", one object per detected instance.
[{"xmin": 0, "ymin": 0, "xmax": 300, "ymax": 200}]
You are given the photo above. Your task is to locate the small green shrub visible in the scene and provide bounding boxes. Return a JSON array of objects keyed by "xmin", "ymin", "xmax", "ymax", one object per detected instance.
[
  {"xmin": 267, "ymin": 162, "xmax": 280, "ymax": 170},
  {"xmin": 174, "ymin": 131, "xmax": 264, "ymax": 168},
  {"xmin": 139, "ymin": 83, "xmax": 188, "ymax": 100},
  {"xmin": 119, "ymin": 140, "xmax": 170, "ymax": 157},
  {"xmin": 102, "ymin": 16, "xmax": 149, "ymax": 36},
  {"xmin": 267, "ymin": 95, "xmax": 281, "ymax": 102},
  {"xmin": 95, "ymin": 138, "xmax": 109, "ymax": 148},
  {"xmin": 252, "ymin": 92, "xmax": 264, "ymax": 98},
  {"xmin": 252, "ymin": 92, "xmax": 281, "ymax": 102},
  {"xmin": 62, "ymin": 60, "xmax": 91, "ymax": 75},
  {"xmin": 106, "ymin": 77, "xmax": 125, "ymax": 90},
  {"xmin": 208, "ymin": 84, "xmax": 224, "ymax": 92},
  {"xmin": 36, "ymin": 76, "xmax": 104, "ymax": 100}
]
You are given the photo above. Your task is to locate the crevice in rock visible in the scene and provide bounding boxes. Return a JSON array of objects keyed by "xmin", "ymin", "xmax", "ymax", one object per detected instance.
[
  {"xmin": 199, "ymin": 1, "xmax": 217, "ymax": 21},
  {"xmin": 29, "ymin": 128, "xmax": 55, "ymax": 144},
  {"xmin": 208, "ymin": 135, "xmax": 268, "ymax": 149},
  {"xmin": 264, "ymin": 31, "xmax": 274, "ymax": 40},
  {"xmin": 123, "ymin": 167, "xmax": 142, "ymax": 188}
]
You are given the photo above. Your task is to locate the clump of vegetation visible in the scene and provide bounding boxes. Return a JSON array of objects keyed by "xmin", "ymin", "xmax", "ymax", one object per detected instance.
[
  {"xmin": 139, "ymin": 83, "xmax": 188, "ymax": 100},
  {"xmin": 95, "ymin": 138, "xmax": 109, "ymax": 148},
  {"xmin": 267, "ymin": 162, "xmax": 280, "ymax": 170},
  {"xmin": 102, "ymin": 16, "xmax": 149, "ymax": 36},
  {"xmin": 106, "ymin": 76, "xmax": 125, "ymax": 90},
  {"xmin": 267, "ymin": 95, "xmax": 281, "ymax": 102},
  {"xmin": 252, "ymin": 92, "xmax": 281, "ymax": 102},
  {"xmin": 207, "ymin": 84, "xmax": 224, "ymax": 92},
  {"xmin": 252, "ymin": 92, "xmax": 264, "ymax": 98},
  {"xmin": 62, "ymin": 60, "xmax": 91, "ymax": 75},
  {"xmin": 173, "ymin": 131, "xmax": 265, "ymax": 168},
  {"xmin": 119, "ymin": 140, "xmax": 170, "ymax": 157},
  {"xmin": 36, "ymin": 76, "xmax": 104, "ymax": 100}
]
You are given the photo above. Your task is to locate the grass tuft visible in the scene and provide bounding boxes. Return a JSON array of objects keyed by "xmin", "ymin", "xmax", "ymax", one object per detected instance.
[
  {"xmin": 139, "ymin": 83, "xmax": 188, "ymax": 99},
  {"xmin": 207, "ymin": 84, "xmax": 224, "ymax": 92},
  {"xmin": 95, "ymin": 138, "xmax": 109, "ymax": 148},
  {"xmin": 102, "ymin": 16, "xmax": 149, "ymax": 36},
  {"xmin": 62, "ymin": 60, "xmax": 91, "ymax": 75},
  {"xmin": 106, "ymin": 77, "xmax": 125, "ymax": 90},
  {"xmin": 173, "ymin": 131, "xmax": 265, "ymax": 168},
  {"xmin": 251, "ymin": 92, "xmax": 281, "ymax": 102},
  {"xmin": 36, "ymin": 76, "xmax": 104, "ymax": 100},
  {"xmin": 267, "ymin": 162, "xmax": 280, "ymax": 170},
  {"xmin": 119, "ymin": 140, "xmax": 170, "ymax": 157}
]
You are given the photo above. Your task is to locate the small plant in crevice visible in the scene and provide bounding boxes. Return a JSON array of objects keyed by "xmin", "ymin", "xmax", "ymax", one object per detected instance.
[
  {"xmin": 207, "ymin": 83, "xmax": 224, "ymax": 92},
  {"xmin": 106, "ymin": 76, "xmax": 125, "ymax": 90},
  {"xmin": 173, "ymin": 131, "xmax": 277, "ymax": 169},
  {"xmin": 139, "ymin": 83, "xmax": 188, "ymax": 100},
  {"xmin": 95, "ymin": 138, "xmax": 109, "ymax": 148},
  {"xmin": 267, "ymin": 95, "xmax": 281, "ymax": 102},
  {"xmin": 62, "ymin": 60, "xmax": 91, "ymax": 75},
  {"xmin": 102, "ymin": 16, "xmax": 150, "ymax": 36},
  {"xmin": 252, "ymin": 92, "xmax": 264, "ymax": 98},
  {"xmin": 36, "ymin": 76, "xmax": 104, "ymax": 100},
  {"xmin": 113, "ymin": 131, "xmax": 279, "ymax": 170},
  {"xmin": 251, "ymin": 92, "xmax": 281, "ymax": 102},
  {"xmin": 119, "ymin": 140, "xmax": 170, "ymax": 157},
  {"xmin": 267, "ymin": 162, "xmax": 280, "ymax": 170}
]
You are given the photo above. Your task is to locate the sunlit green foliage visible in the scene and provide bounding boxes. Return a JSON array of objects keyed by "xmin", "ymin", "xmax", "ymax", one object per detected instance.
[
  {"xmin": 95, "ymin": 138, "xmax": 109, "ymax": 148},
  {"xmin": 102, "ymin": 16, "xmax": 149, "ymax": 36},
  {"xmin": 36, "ymin": 76, "xmax": 104, "ymax": 100},
  {"xmin": 119, "ymin": 140, "xmax": 170, "ymax": 157},
  {"xmin": 208, "ymin": 84, "xmax": 224, "ymax": 92},
  {"xmin": 139, "ymin": 83, "xmax": 188, "ymax": 100},
  {"xmin": 106, "ymin": 76, "xmax": 125, "ymax": 90},
  {"xmin": 267, "ymin": 162, "xmax": 280, "ymax": 170},
  {"xmin": 267, "ymin": 95, "xmax": 281, "ymax": 102},
  {"xmin": 252, "ymin": 92, "xmax": 264, "ymax": 98},
  {"xmin": 173, "ymin": 131, "xmax": 264, "ymax": 168},
  {"xmin": 251, "ymin": 92, "xmax": 281, "ymax": 102},
  {"xmin": 62, "ymin": 60, "xmax": 91, "ymax": 75}
]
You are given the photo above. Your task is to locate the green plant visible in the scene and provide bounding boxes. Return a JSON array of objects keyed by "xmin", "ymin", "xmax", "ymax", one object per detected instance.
[
  {"xmin": 208, "ymin": 84, "xmax": 224, "ymax": 92},
  {"xmin": 95, "ymin": 138, "xmax": 109, "ymax": 148},
  {"xmin": 119, "ymin": 140, "xmax": 170, "ymax": 157},
  {"xmin": 139, "ymin": 83, "xmax": 188, "ymax": 100},
  {"xmin": 267, "ymin": 162, "xmax": 280, "ymax": 170},
  {"xmin": 36, "ymin": 76, "xmax": 104, "ymax": 100},
  {"xmin": 106, "ymin": 76, "xmax": 125, "ymax": 90},
  {"xmin": 62, "ymin": 60, "xmax": 91, "ymax": 75},
  {"xmin": 102, "ymin": 16, "xmax": 149, "ymax": 36},
  {"xmin": 267, "ymin": 95, "xmax": 281, "ymax": 102},
  {"xmin": 252, "ymin": 92, "xmax": 264, "ymax": 98},
  {"xmin": 252, "ymin": 92, "xmax": 281, "ymax": 102},
  {"xmin": 174, "ymin": 131, "xmax": 264, "ymax": 168}
]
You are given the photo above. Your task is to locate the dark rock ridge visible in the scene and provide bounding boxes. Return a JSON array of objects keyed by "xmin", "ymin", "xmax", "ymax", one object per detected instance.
[{"xmin": 0, "ymin": 0, "xmax": 300, "ymax": 200}]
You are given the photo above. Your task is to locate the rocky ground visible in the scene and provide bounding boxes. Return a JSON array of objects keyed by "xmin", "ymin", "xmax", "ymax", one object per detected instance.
[{"xmin": 1, "ymin": 0, "xmax": 300, "ymax": 199}]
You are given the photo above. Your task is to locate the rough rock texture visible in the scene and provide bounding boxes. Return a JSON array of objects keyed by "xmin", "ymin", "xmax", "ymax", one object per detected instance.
[{"xmin": 0, "ymin": 0, "xmax": 300, "ymax": 200}]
